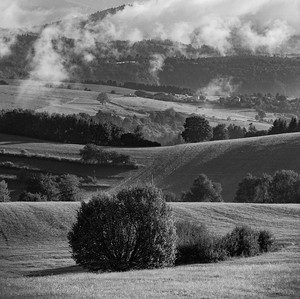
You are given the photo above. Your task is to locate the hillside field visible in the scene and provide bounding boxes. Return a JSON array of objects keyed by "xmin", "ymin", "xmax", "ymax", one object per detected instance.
[
  {"xmin": 2, "ymin": 132, "xmax": 300, "ymax": 201},
  {"xmin": 0, "ymin": 79, "xmax": 272, "ymax": 131},
  {"xmin": 0, "ymin": 202, "xmax": 299, "ymax": 298}
]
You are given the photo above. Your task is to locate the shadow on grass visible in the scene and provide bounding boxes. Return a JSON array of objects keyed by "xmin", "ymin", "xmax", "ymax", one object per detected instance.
[{"xmin": 28, "ymin": 265, "xmax": 88, "ymax": 277}]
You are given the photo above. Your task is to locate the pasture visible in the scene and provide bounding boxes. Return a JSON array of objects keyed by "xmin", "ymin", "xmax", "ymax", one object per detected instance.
[
  {"xmin": 0, "ymin": 202, "xmax": 299, "ymax": 298},
  {"xmin": 0, "ymin": 79, "xmax": 272, "ymax": 130}
]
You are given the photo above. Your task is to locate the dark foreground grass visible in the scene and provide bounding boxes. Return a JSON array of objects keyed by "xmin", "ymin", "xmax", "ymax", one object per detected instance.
[{"xmin": 0, "ymin": 202, "xmax": 299, "ymax": 298}]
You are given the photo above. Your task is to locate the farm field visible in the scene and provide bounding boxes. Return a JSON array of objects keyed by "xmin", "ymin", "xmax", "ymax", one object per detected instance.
[
  {"xmin": 0, "ymin": 79, "xmax": 272, "ymax": 130},
  {"xmin": 0, "ymin": 202, "xmax": 299, "ymax": 298},
  {"xmin": 2, "ymin": 132, "xmax": 300, "ymax": 201}
]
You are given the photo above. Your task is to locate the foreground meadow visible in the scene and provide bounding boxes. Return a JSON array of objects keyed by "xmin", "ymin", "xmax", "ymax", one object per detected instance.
[{"xmin": 0, "ymin": 202, "xmax": 299, "ymax": 298}]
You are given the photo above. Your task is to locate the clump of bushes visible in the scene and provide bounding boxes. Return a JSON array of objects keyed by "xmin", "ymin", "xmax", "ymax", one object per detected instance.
[
  {"xmin": 67, "ymin": 184, "xmax": 275, "ymax": 273},
  {"xmin": 80, "ymin": 143, "xmax": 136, "ymax": 167},
  {"xmin": 176, "ymin": 223, "xmax": 274, "ymax": 264},
  {"xmin": 68, "ymin": 185, "xmax": 177, "ymax": 272},
  {"xmin": 18, "ymin": 173, "xmax": 82, "ymax": 202},
  {"xmin": 176, "ymin": 221, "xmax": 227, "ymax": 264}
]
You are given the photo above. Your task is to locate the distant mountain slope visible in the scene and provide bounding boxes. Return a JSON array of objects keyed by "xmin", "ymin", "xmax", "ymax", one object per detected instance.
[{"xmin": 1, "ymin": 4, "xmax": 300, "ymax": 95}]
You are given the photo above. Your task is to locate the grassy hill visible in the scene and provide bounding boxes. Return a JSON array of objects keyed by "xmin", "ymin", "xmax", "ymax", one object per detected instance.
[
  {"xmin": 113, "ymin": 132, "xmax": 300, "ymax": 201},
  {"xmin": 0, "ymin": 202, "xmax": 299, "ymax": 298},
  {"xmin": 2, "ymin": 132, "xmax": 300, "ymax": 201}
]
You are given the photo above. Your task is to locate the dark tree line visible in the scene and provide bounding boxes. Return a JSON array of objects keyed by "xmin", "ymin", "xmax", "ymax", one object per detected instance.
[
  {"xmin": 181, "ymin": 115, "xmax": 300, "ymax": 144},
  {"xmin": 245, "ymin": 117, "xmax": 300, "ymax": 138},
  {"xmin": 0, "ymin": 109, "xmax": 160, "ymax": 147},
  {"xmin": 235, "ymin": 170, "xmax": 300, "ymax": 203},
  {"xmin": 82, "ymin": 79, "xmax": 194, "ymax": 95}
]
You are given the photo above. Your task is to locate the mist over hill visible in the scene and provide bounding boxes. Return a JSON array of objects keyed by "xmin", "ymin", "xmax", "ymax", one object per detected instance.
[{"xmin": 1, "ymin": 1, "xmax": 300, "ymax": 96}]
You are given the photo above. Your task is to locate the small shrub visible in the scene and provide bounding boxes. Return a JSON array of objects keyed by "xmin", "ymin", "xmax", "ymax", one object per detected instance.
[
  {"xmin": 175, "ymin": 221, "xmax": 224, "ymax": 264},
  {"xmin": 59, "ymin": 174, "xmax": 81, "ymax": 201},
  {"xmin": 0, "ymin": 180, "xmax": 10, "ymax": 202},
  {"xmin": 0, "ymin": 161, "xmax": 16, "ymax": 168},
  {"xmin": 20, "ymin": 149, "xmax": 29, "ymax": 155},
  {"xmin": 258, "ymin": 230, "xmax": 274, "ymax": 253},
  {"xmin": 163, "ymin": 191, "xmax": 179, "ymax": 202},
  {"xmin": 68, "ymin": 185, "xmax": 177, "ymax": 272},
  {"xmin": 19, "ymin": 191, "xmax": 46, "ymax": 202},
  {"xmin": 222, "ymin": 225, "xmax": 260, "ymax": 257}
]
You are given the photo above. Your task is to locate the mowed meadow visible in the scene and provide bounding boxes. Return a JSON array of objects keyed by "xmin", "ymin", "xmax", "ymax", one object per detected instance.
[
  {"xmin": 0, "ymin": 202, "xmax": 299, "ymax": 298},
  {"xmin": 0, "ymin": 80, "xmax": 300, "ymax": 298}
]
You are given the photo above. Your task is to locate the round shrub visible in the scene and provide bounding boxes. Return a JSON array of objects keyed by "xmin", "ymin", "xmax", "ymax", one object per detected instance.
[
  {"xmin": 258, "ymin": 230, "xmax": 274, "ymax": 253},
  {"xmin": 223, "ymin": 225, "xmax": 260, "ymax": 257},
  {"xmin": 68, "ymin": 185, "xmax": 177, "ymax": 272},
  {"xmin": 175, "ymin": 221, "xmax": 226, "ymax": 264}
]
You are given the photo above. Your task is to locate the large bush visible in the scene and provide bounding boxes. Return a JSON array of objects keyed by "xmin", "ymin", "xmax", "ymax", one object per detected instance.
[
  {"xmin": 68, "ymin": 185, "xmax": 177, "ymax": 272},
  {"xmin": 222, "ymin": 226, "xmax": 260, "ymax": 257}
]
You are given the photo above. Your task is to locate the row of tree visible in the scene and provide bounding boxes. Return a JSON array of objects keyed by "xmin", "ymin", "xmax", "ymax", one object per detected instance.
[
  {"xmin": 181, "ymin": 116, "xmax": 300, "ymax": 143},
  {"xmin": 0, "ymin": 109, "xmax": 160, "ymax": 147},
  {"xmin": 20, "ymin": 173, "xmax": 81, "ymax": 202},
  {"xmin": 0, "ymin": 173, "xmax": 82, "ymax": 202},
  {"xmin": 235, "ymin": 170, "xmax": 300, "ymax": 203}
]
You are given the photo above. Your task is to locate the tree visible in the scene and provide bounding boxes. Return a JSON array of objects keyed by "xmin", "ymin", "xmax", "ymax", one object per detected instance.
[
  {"xmin": 268, "ymin": 170, "xmax": 300, "ymax": 203},
  {"xmin": 59, "ymin": 175, "xmax": 81, "ymax": 201},
  {"xmin": 287, "ymin": 117, "xmax": 298, "ymax": 133},
  {"xmin": 227, "ymin": 124, "xmax": 246, "ymax": 139},
  {"xmin": 235, "ymin": 173, "xmax": 272, "ymax": 203},
  {"xmin": 181, "ymin": 116, "xmax": 213, "ymax": 143},
  {"xmin": 68, "ymin": 185, "xmax": 177, "ymax": 272},
  {"xmin": 96, "ymin": 92, "xmax": 109, "ymax": 105},
  {"xmin": 268, "ymin": 118, "xmax": 287, "ymax": 135},
  {"xmin": 234, "ymin": 173, "xmax": 260, "ymax": 203},
  {"xmin": 257, "ymin": 110, "xmax": 266, "ymax": 119},
  {"xmin": 0, "ymin": 180, "xmax": 10, "ymax": 202},
  {"xmin": 24, "ymin": 174, "xmax": 59, "ymax": 201},
  {"xmin": 212, "ymin": 124, "xmax": 229, "ymax": 140},
  {"xmin": 182, "ymin": 174, "xmax": 223, "ymax": 202}
]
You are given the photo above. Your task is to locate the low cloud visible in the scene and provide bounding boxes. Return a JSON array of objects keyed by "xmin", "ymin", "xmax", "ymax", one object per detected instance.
[
  {"xmin": 200, "ymin": 77, "xmax": 239, "ymax": 96},
  {"xmin": 2, "ymin": 0, "xmax": 300, "ymax": 87}
]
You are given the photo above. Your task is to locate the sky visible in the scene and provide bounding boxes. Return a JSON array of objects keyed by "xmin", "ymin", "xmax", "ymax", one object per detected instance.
[{"xmin": 0, "ymin": 0, "xmax": 146, "ymax": 28}]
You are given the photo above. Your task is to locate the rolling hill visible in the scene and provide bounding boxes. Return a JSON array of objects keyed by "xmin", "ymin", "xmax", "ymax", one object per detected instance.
[{"xmin": 1, "ymin": 132, "xmax": 300, "ymax": 201}]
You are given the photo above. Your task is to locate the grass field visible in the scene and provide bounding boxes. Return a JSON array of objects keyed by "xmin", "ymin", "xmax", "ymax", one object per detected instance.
[
  {"xmin": 0, "ymin": 79, "xmax": 272, "ymax": 130},
  {"xmin": 2, "ymin": 132, "xmax": 300, "ymax": 201},
  {"xmin": 0, "ymin": 202, "xmax": 299, "ymax": 298}
]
